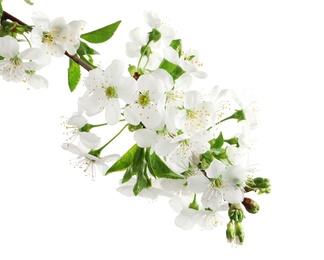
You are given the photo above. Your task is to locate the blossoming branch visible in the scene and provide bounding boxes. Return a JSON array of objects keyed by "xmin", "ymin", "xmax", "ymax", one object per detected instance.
[{"xmin": 0, "ymin": 0, "xmax": 271, "ymax": 245}]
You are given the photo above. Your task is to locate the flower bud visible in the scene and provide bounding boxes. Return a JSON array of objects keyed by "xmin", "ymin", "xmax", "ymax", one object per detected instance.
[
  {"xmin": 226, "ymin": 221, "xmax": 235, "ymax": 243},
  {"xmin": 228, "ymin": 204, "xmax": 244, "ymax": 222},
  {"xmin": 235, "ymin": 222, "xmax": 245, "ymax": 244},
  {"xmin": 242, "ymin": 197, "xmax": 260, "ymax": 214}
]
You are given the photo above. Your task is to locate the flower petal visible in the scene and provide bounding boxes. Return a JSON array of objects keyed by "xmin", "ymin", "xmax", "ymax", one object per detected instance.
[
  {"xmin": 105, "ymin": 98, "xmax": 121, "ymax": 125},
  {"xmin": 223, "ymin": 185, "xmax": 244, "ymax": 204},
  {"xmin": 27, "ymin": 74, "xmax": 48, "ymax": 89},
  {"xmin": 0, "ymin": 36, "xmax": 19, "ymax": 58},
  {"xmin": 223, "ymin": 165, "xmax": 246, "ymax": 184},
  {"xmin": 187, "ymin": 173, "xmax": 210, "ymax": 193},
  {"xmin": 206, "ymin": 159, "xmax": 226, "ymax": 179},
  {"xmin": 134, "ymin": 129, "xmax": 157, "ymax": 148}
]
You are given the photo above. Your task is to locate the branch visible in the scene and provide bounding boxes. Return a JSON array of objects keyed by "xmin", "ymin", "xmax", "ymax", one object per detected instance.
[{"xmin": 1, "ymin": 11, "xmax": 93, "ymax": 72}]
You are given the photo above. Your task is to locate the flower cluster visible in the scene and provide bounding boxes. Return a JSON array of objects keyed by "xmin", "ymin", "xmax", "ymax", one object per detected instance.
[
  {"xmin": 0, "ymin": 10, "xmax": 85, "ymax": 88},
  {"xmin": 0, "ymin": 3, "xmax": 271, "ymax": 245}
]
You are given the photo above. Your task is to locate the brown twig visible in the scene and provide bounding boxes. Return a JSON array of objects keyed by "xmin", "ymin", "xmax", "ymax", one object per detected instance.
[{"xmin": 2, "ymin": 11, "xmax": 93, "ymax": 72}]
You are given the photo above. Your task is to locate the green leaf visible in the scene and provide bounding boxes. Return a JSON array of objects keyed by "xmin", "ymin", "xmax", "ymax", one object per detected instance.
[
  {"xmin": 0, "ymin": 2, "xmax": 3, "ymax": 20},
  {"xmin": 170, "ymin": 39, "xmax": 182, "ymax": 57},
  {"xmin": 77, "ymin": 41, "xmax": 99, "ymax": 56},
  {"xmin": 133, "ymin": 164, "xmax": 149, "ymax": 196},
  {"xmin": 131, "ymin": 147, "xmax": 145, "ymax": 173},
  {"xmin": 106, "ymin": 144, "xmax": 138, "ymax": 175},
  {"xmin": 121, "ymin": 167, "xmax": 134, "ymax": 184},
  {"xmin": 146, "ymin": 151, "xmax": 184, "ymax": 179},
  {"xmin": 80, "ymin": 20, "xmax": 121, "ymax": 44},
  {"xmin": 210, "ymin": 132, "xmax": 224, "ymax": 149},
  {"xmin": 24, "ymin": 0, "xmax": 34, "ymax": 5},
  {"xmin": 159, "ymin": 58, "xmax": 185, "ymax": 81},
  {"xmin": 0, "ymin": 56, "xmax": 4, "ymax": 61},
  {"xmin": 68, "ymin": 59, "xmax": 81, "ymax": 92},
  {"xmin": 79, "ymin": 55, "xmax": 97, "ymax": 69}
]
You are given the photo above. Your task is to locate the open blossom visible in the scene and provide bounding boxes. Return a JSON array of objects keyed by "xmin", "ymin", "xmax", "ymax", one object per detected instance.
[
  {"xmin": 31, "ymin": 11, "xmax": 85, "ymax": 64},
  {"xmin": 187, "ymin": 160, "xmax": 246, "ymax": 210},
  {"xmin": 169, "ymin": 195, "xmax": 228, "ymax": 230},
  {"xmin": 124, "ymin": 72, "xmax": 166, "ymax": 130},
  {"xmin": 62, "ymin": 143, "xmax": 119, "ymax": 180},
  {"xmin": 0, "ymin": 35, "xmax": 48, "ymax": 88},
  {"xmin": 143, "ymin": 10, "xmax": 175, "ymax": 45},
  {"xmin": 175, "ymin": 90, "xmax": 216, "ymax": 134},
  {"xmin": 159, "ymin": 131, "xmax": 213, "ymax": 171},
  {"xmin": 83, "ymin": 60, "xmax": 136, "ymax": 125},
  {"xmin": 62, "ymin": 114, "xmax": 101, "ymax": 149},
  {"xmin": 164, "ymin": 46, "xmax": 207, "ymax": 79}
]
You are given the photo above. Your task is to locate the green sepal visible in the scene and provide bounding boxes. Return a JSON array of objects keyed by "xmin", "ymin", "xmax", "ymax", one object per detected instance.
[
  {"xmin": 106, "ymin": 144, "xmax": 138, "ymax": 175},
  {"xmin": 221, "ymin": 109, "xmax": 246, "ymax": 123},
  {"xmin": 140, "ymin": 45, "xmax": 152, "ymax": 57},
  {"xmin": 170, "ymin": 39, "xmax": 182, "ymax": 57},
  {"xmin": 81, "ymin": 20, "xmax": 121, "ymax": 44},
  {"xmin": 188, "ymin": 194, "xmax": 199, "ymax": 210},
  {"xmin": 0, "ymin": 55, "xmax": 4, "ymax": 61},
  {"xmin": 146, "ymin": 149, "xmax": 184, "ymax": 179},
  {"xmin": 159, "ymin": 58, "xmax": 185, "ymax": 81},
  {"xmin": 224, "ymin": 136, "xmax": 240, "ymax": 148},
  {"xmin": 148, "ymin": 28, "xmax": 161, "ymax": 43},
  {"xmin": 68, "ymin": 58, "xmax": 81, "ymax": 92}
]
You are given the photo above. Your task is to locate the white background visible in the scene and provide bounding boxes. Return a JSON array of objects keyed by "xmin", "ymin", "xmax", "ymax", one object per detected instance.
[{"xmin": 1, "ymin": 0, "xmax": 323, "ymax": 259}]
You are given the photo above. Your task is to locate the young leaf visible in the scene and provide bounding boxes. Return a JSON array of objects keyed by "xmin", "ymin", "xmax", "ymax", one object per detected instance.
[
  {"xmin": 147, "ymin": 152, "xmax": 184, "ymax": 179},
  {"xmin": 80, "ymin": 20, "xmax": 121, "ymax": 44},
  {"xmin": 210, "ymin": 132, "xmax": 224, "ymax": 149},
  {"xmin": 68, "ymin": 59, "xmax": 81, "ymax": 92},
  {"xmin": 106, "ymin": 144, "xmax": 138, "ymax": 175},
  {"xmin": 121, "ymin": 167, "xmax": 134, "ymax": 184},
  {"xmin": 133, "ymin": 164, "xmax": 149, "ymax": 196},
  {"xmin": 77, "ymin": 41, "xmax": 99, "ymax": 56},
  {"xmin": 159, "ymin": 58, "xmax": 185, "ymax": 81}
]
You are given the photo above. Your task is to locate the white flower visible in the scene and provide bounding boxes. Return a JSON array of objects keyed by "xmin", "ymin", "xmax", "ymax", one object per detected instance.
[
  {"xmin": 164, "ymin": 46, "xmax": 207, "ymax": 79},
  {"xmin": 175, "ymin": 90, "xmax": 215, "ymax": 133},
  {"xmin": 0, "ymin": 35, "xmax": 48, "ymax": 88},
  {"xmin": 62, "ymin": 143, "xmax": 119, "ymax": 180},
  {"xmin": 230, "ymin": 89, "xmax": 259, "ymax": 130},
  {"xmin": 62, "ymin": 114, "xmax": 101, "ymax": 149},
  {"xmin": 31, "ymin": 11, "xmax": 85, "ymax": 64},
  {"xmin": 143, "ymin": 10, "xmax": 175, "ymax": 45},
  {"xmin": 187, "ymin": 160, "xmax": 246, "ymax": 210},
  {"xmin": 158, "ymin": 131, "xmax": 213, "ymax": 171},
  {"xmin": 126, "ymin": 27, "xmax": 162, "ymax": 70},
  {"xmin": 84, "ymin": 60, "xmax": 136, "ymax": 125},
  {"xmin": 169, "ymin": 195, "xmax": 228, "ymax": 230},
  {"xmin": 124, "ymin": 73, "xmax": 166, "ymax": 130}
]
